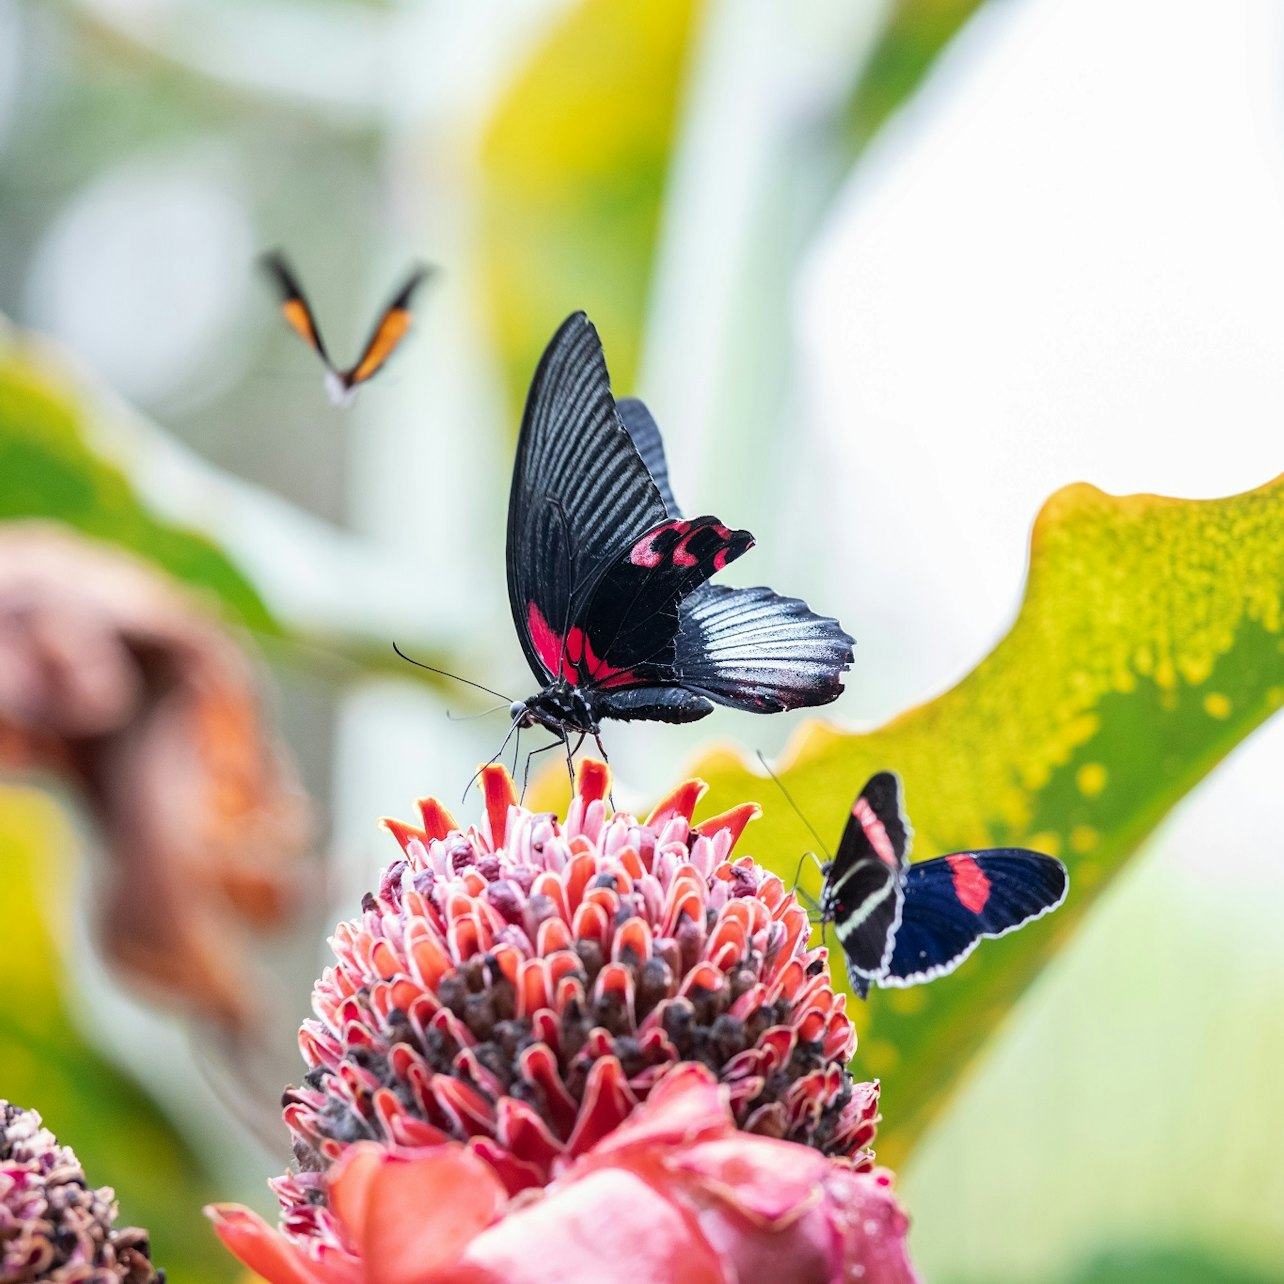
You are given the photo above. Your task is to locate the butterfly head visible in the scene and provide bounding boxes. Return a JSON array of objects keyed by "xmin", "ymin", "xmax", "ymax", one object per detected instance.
[{"xmin": 511, "ymin": 682, "xmax": 599, "ymax": 737}]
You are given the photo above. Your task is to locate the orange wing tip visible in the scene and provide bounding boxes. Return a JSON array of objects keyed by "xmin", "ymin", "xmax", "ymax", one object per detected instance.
[
  {"xmin": 645, "ymin": 778, "xmax": 708, "ymax": 830},
  {"xmin": 348, "ymin": 308, "xmax": 413, "ymax": 384}
]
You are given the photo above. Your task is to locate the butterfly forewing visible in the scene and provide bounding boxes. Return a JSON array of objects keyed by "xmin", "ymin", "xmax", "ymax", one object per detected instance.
[
  {"xmin": 507, "ymin": 314, "xmax": 670, "ymax": 686},
  {"xmin": 882, "ymin": 849, "xmax": 1068, "ymax": 986},
  {"xmin": 260, "ymin": 251, "xmax": 332, "ymax": 365},
  {"xmin": 822, "ymin": 772, "xmax": 912, "ymax": 985},
  {"xmin": 342, "ymin": 265, "xmax": 433, "ymax": 389},
  {"xmin": 670, "ymin": 585, "xmax": 855, "ymax": 712}
]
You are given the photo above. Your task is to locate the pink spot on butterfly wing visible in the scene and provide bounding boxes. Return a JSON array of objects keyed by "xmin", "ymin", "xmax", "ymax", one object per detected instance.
[
  {"xmin": 852, "ymin": 797, "xmax": 898, "ymax": 868},
  {"xmin": 674, "ymin": 520, "xmax": 752, "ymax": 570},
  {"xmin": 712, "ymin": 525, "xmax": 753, "ymax": 571},
  {"xmin": 629, "ymin": 520, "xmax": 688, "ymax": 568},
  {"xmin": 946, "ymin": 853, "xmax": 992, "ymax": 914}
]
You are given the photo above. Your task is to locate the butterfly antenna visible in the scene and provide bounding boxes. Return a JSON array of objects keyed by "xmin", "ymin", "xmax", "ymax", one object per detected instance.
[
  {"xmin": 754, "ymin": 750, "xmax": 834, "ymax": 864},
  {"xmin": 788, "ymin": 850, "xmax": 823, "ymax": 912},
  {"xmin": 392, "ymin": 642, "xmax": 514, "ymax": 703},
  {"xmin": 446, "ymin": 702, "xmax": 509, "ymax": 722}
]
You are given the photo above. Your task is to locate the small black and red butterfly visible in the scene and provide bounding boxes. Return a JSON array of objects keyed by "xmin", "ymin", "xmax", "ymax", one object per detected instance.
[
  {"xmin": 260, "ymin": 251, "xmax": 432, "ymax": 405},
  {"xmin": 505, "ymin": 312, "xmax": 854, "ymax": 756},
  {"xmin": 820, "ymin": 771, "xmax": 1068, "ymax": 997}
]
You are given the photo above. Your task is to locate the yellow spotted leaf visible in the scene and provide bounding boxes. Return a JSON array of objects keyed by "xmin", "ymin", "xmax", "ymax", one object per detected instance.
[{"xmin": 688, "ymin": 475, "xmax": 1284, "ymax": 1166}]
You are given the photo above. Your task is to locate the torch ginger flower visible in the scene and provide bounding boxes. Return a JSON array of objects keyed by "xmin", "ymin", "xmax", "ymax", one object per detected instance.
[
  {"xmin": 211, "ymin": 1065, "xmax": 916, "ymax": 1283},
  {"xmin": 209, "ymin": 760, "xmax": 918, "ymax": 1282}
]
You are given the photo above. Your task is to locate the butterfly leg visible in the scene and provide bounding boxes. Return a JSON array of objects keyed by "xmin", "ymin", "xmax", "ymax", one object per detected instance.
[
  {"xmin": 519, "ymin": 736, "xmax": 565, "ymax": 801},
  {"xmin": 563, "ymin": 730, "xmax": 588, "ymax": 783}
]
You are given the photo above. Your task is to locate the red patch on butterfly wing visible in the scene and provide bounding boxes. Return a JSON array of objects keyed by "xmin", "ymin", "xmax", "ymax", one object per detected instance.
[
  {"xmin": 528, "ymin": 602, "xmax": 637, "ymax": 689},
  {"xmin": 671, "ymin": 526, "xmax": 700, "ymax": 567},
  {"xmin": 852, "ymin": 797, "xmax": 898, "ymax": 868},
  {"xmin": 569, "ymin": 626, "xmax": 636, "ymax": 689},
  {"xmin": 527, "ymin": 601, "xmax": 564, "ymax": 676},
  {"xmin": 946, "ymin": 853, "xmax": 992, "ymax": 914}
]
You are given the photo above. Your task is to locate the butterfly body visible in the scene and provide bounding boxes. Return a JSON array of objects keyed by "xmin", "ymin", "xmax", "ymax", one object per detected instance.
[
  {"xmin": 260, "ymin": 251, "xmax": 431, "ymax": 403},
  {"xmin": 821, "ymin": 771, "xmax": 1067, "ymax": 996},
  {"xmin": 506, "ymin": 313, "xmax": 855, "ymax": 750}
]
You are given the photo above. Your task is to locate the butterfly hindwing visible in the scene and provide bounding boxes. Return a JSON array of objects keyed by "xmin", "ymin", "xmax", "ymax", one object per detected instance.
[
  {"xmin": 822, "ymin": 772, "xmax": 912, "ymax": 984},
  {"xmin": 882, "ymin": 849, "xmax": 1069, "ymax": 987},
  {"xmin": 565, "ymin": 516, "xmax": 754, "ymax": 690},
  {"xmin": 617, "ymin": 397, "xmax": 681, "ymax": 517}
]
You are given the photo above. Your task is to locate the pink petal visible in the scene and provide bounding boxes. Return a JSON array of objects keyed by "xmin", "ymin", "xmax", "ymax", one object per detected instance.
[
  {"xmin": 463, "ymin": 1167, "xmax": 725, "ymax": 1284},
  {"xmin": 670, "ymin": 1134, "xmax": 827, "ymax": 1222},
  {"xmin": 328, "ymin": 1143, "xmax": 506, "ymax": 1284},
  {"xmin": 585, "ymin": 1064, "xmax": 727, "ymax": 1164}
]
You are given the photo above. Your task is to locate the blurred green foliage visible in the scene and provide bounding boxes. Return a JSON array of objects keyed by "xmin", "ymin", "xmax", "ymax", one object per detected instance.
[
  {"xmin": 691, "ymin": 475, "xmax": 1284, "ymax": 1166},
  {"xmin": 844, "ymin": 0, "xmax": 988, "ymax": 153},
  {"xmin": 0, "ymin": 341, "xmax": 275, "ymax": 633},
  {"xmin": 0, "ymin": 786, "xmax": 234, "ymax": 1281}
]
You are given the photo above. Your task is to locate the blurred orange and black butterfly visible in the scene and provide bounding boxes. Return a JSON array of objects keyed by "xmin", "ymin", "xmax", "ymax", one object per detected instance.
[{"xmin": 259, "ymin": 251, "xmax": 433, "ymax": 405}]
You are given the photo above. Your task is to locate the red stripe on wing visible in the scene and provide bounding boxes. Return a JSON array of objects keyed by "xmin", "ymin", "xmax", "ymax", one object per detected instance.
[{"xmin": 946, "ymin": 853, "xmax": 992, "ymax": 914}]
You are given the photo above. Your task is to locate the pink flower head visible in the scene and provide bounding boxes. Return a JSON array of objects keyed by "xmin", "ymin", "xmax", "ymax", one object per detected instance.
[
  {"xmin": 210, "ymin": 760, "xmax": 911, "ymax": 1281},
  {"xmin": 211, "ymin": 1066, "xmax": 917, "ymax": 1284}
]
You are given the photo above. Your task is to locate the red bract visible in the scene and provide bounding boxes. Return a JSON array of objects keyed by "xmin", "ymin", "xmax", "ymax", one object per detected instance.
[{"xmin": 210, "ymin": 1066, "xmax": 918, "ymax": 1284}]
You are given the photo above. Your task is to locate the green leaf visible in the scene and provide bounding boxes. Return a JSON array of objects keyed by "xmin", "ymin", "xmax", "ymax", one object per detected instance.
[
  {"xmin": 843, "ymin": 0, "xmax": 989, "ymax": 157},
  {"xmin": 0, "ymin": 340, "xmax": 276, "ymax": 633},
  {"xmin": 689, "ymin": 475, "xmax": 1284, "ymax": 1166},
  {"xmin": 478, "ymin": 0, "xmax": 704, "ymax": 419},
  {"xmin": 0, "ymin": 786, "xmax": 236, "ymax": 1282}
]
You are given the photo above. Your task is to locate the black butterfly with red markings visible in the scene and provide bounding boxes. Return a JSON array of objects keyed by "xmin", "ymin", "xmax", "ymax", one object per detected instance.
[
  {"xmin": 820, "ymin": 771, "xmax": 1067, "ymax": 997},
  {"xmin": 505, "ymin": 312, "xmax": 854, "ymax": 758}
]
